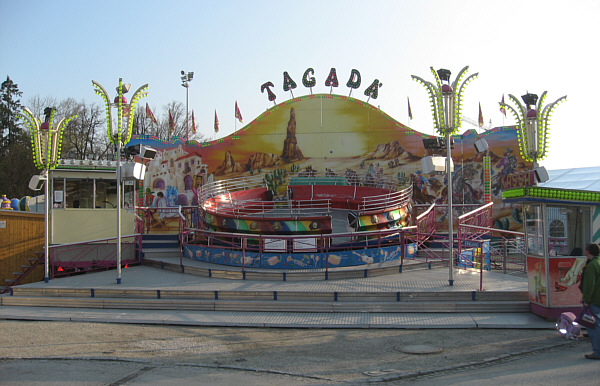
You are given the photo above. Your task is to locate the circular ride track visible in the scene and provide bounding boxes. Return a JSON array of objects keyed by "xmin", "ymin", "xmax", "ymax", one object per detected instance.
[{"xmin": 183, "ymin": 173, "xmax": 416, "ymax": 270}]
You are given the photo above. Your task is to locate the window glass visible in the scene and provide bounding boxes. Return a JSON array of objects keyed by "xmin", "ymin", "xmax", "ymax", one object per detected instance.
[
  {"xmin": 52, "ymin": 178, "xmax": 65, "ymax": 208},
  {"xmin": 524, "ymin": 204, "xmax": 544, "ymax": 256},
  {"xmin": 65, "ymin": 179, "xmax": 94, "ymax": 208},
  {"xmin": 123, "ymin": 181, "xmax": 137, "ymax": 208},
  {"xmin": 96, "ymin": 179, "xmax": 117, "ymax": 208},
  {"xmin": 547, "ymin": 205, "xmax": 589, "ymax": 256}
]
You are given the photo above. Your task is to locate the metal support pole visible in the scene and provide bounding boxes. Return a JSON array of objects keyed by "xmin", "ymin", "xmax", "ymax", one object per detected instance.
[
  {"xmin": 446, "ymin": 131, "xmax": 454, "ymax": 286},
  {"xmin": 186, "ymin": 86, "xmax": 189, "ymax": 142},
  {"xmin": 116, "ymin": 139, "xmax": 122, "ymax": 284},
  {"xmin": 44, "ymin": 169, "xmax": 49, "ymax": 283}
]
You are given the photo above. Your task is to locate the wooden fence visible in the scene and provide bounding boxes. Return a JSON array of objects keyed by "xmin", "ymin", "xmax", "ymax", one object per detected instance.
[{"xmin": 0, "ymin": 211, "xmax": 45, "ymax": 287}]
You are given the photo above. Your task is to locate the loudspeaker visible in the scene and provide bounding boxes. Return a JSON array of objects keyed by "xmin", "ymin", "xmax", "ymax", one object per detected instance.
[
  {"xmin": 139, "ymin": 145, "xmax": 157, "ymax": 160},
  {"xmin": 28, "ymin": 175, "xmax": 46, "ymax": 191},
  {"xmin": 122, "ymin": 163, "xmax": 147, "ymax": 180},
  {"xmin": 421, "ymin": 156, "xmax": 453, "ymax": 174},
  {"xmin": 533, "ymin": 166, "xmax": 549, "ymax": 183},
  {"xmin": 474, "ymin": 138, "xmax": 489, "ymax": 153}
]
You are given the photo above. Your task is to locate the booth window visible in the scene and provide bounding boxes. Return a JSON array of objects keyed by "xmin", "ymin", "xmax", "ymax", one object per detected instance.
[
  {"xmin": 65, "ymin": 179, "xmax": 94, "ymax": 208},
  {"xmin": 547, "ymin": 205, "xmax": 589, "ymax": 256},
  {"xmin": 524, "ymin": 204, "xmax": 544, "ymax": 256},
  {"xmin": 52, "ymin": 178, "xmax": 136, "ymax": 209}
]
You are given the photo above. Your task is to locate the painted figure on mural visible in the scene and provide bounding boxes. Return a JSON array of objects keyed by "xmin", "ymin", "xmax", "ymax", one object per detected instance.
[
  {"xmin": 144, "ymin": 188, "xmax": 155, "ymax": 207},
  {"xmin": 496, "ymin": 148, "xmax": 517, "ymax": 176},
  {"xmin": 156, "ymin": 191, "xmax": 167, "ymax": 225}
]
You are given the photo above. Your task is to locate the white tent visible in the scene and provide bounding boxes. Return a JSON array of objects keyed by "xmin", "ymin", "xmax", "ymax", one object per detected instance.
[{"xmin": 539, "ymin": 166, "xmax": 600, "ymax": 192}]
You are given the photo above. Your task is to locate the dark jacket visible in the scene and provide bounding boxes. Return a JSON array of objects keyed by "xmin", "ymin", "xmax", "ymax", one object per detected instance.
[{"xmin": 581, "ymin": 256, "xmax": 600, "ymax": 305}]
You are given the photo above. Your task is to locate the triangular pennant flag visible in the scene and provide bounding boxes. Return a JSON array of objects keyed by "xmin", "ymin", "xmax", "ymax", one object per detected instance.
[
  {"xmin": 192, "ymin": 110, "xmax": 196, "ymax": 133},
  {"xmin": 214, "ymin": 110, "xmax": 219, "ymax": 133},
  {"xmin": 235, "ymin": 101, "xmax": 243, "ymax": 123},
  {"xmin": 145, "ymin": 103, "xmax": 157, "ymax": 124}
]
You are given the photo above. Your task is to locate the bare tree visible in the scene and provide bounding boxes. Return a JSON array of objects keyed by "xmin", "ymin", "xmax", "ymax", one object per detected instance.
[{"xmin": 58, "ymin": 99, "xmax": 110, "ymax": 160}]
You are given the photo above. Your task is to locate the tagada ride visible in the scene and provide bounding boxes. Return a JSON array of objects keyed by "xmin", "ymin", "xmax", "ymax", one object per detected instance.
[{"xmin": 180, "ymin": 171, "xmax": 424, "ymax": 276}]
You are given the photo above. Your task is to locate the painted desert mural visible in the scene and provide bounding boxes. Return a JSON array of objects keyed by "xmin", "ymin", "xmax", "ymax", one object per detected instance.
[{"xmin": 128, "ymin": 93, "xmax": 530, "ymax": 232}]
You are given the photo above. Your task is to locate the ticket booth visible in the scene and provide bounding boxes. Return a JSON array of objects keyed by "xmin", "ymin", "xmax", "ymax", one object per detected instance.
[{"xmin": 503, "ymin": 186, "xmax": 600, "ymax": 319}]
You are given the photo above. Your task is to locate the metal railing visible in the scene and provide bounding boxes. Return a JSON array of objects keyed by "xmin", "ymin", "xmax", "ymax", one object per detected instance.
[{"xmin": 48, "ymin": 234, "xmax": 141, "ymax": 278}]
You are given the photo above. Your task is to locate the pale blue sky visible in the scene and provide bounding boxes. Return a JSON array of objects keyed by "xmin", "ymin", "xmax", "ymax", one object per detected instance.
[{"xmin": 1, "ymin": 0, "xmax": 598, "ymax": 170}]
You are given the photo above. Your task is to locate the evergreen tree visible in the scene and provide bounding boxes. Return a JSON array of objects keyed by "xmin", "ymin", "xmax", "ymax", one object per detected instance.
[
  {"xmin": 0, "ymin": 76, "xmax": 24, "ymax": 155},
  {"xmin": 0, "ymin": 76, "xmax": 37, "ymax": 198}
]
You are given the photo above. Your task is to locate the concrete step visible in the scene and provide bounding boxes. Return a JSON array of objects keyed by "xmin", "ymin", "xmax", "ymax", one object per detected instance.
[
  {"xmin": 143, "ymin": 258, "xmax": 447, "ymax": 282},
  {"xmin": 0, "ymin": 295, "xmax": 529, "ymax": 313},
  {"xmin": 6, "ymin": 286, "xmax": 528, "ymax": 302},
  {"xmin": 143, "ymin": 249, "xmax": 181, "ymax": 260}
]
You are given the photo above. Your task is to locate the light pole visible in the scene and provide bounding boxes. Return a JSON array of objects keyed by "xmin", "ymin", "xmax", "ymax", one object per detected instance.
[
  {"xmin": 412, "ymin": 66, "xmax": 478, "ymax": 286},
  {"xmin": 181, "ymin": 70, "xmax": 194, "ymax": 142},
  {"xmin": 499, "ymin": 92, "xmax": 566, "ymax": 168},
  {"xmin": 19, "ymin": 107, "xmax": 76, "ymax": 283},
  {"xmin": 93, "ymin": 78, "xmax": 148, "ymax": 284}
]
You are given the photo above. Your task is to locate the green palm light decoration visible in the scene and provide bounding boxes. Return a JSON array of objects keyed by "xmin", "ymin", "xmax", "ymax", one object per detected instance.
[
  {"xmin": 411, "ymin": 66, "xmax": 478, "ymax": 136},
  {"xmin": 92, "ymin": 78, "xmax": 148, "ymax": 146},
  {"xmin": 19, "ymin": 107, "xmax": 77, "ymax": 170},
  {"xmin": 411, "ymin": 66, "xmax": 478, "ymax": 287},
  {"xmin": 499, "ymin": 91, "xmax": 566, "ymax": 165},
  {"xmin": 92, "ymin": 78, "xmax": 148, "ymax": 285},
  {"xmin": 19, "ymin": 106, "xmax": 76, "ymax": 284}
]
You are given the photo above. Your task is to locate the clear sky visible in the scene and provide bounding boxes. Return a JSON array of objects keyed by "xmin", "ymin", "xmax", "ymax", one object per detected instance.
[{"xmin": 1, "ymin": 0, "xmax": 598, "ymax": 171}]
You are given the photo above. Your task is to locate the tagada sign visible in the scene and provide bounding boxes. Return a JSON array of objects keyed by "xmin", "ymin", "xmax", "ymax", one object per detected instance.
[{"xmin": 261, "ymin": 68, "xmax": 382, "ymax": 104}]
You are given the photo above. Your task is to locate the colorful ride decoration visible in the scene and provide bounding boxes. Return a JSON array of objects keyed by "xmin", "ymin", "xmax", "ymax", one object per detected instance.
[
  {"xmin": 499, "ymin": 92, "xmax": 566, "ymax": 163},
  {"xmin": 190, "ymin": 172, "xmax": 415, "ymax": 268},
  {"xmin": 411, "ymin": 66, "xmax": 478, "ymax": 136},
  {"xmin": 92, "ymin": 78, "xmax": 148, "ymax": 146},
  {"xmin": 19, "ymin": 106, "xmax": 76, "ymax": 170}
]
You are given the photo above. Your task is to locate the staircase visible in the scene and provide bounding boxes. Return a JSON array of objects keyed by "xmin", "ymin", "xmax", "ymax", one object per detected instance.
[
  {"xmin": 141, "ymin": 234, "xmax": 180, "ymax": 261},
  {"xmin": 1, "ymin": 251, "xmax": 44, "ymax": 294},
  {"xmin": 1, "ymin": 285, "xmax": 530, "ymax": 313}
]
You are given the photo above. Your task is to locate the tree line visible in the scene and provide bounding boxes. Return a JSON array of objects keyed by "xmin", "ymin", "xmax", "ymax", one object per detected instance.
[{"xmin": 0, "ymin": 76, "xmax": 206, "ymax": 198}]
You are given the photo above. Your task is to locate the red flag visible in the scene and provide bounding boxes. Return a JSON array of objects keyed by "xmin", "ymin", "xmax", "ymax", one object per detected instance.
[
  {"xmin": 192, "ymin": 110, "xmax": 196, "ymax": 133},
  {"xmin": 407, "ymin": 97, "xmax": 413, "ymax": 120},
  {"xmin": 214, "ymin": 110, "xmax": 219, "ymax": 133},
  {"xmin": 500, "ymin": 94, "xmax": 507, "ymax": 117},
  {"xmin": 145, "ymin": 103, "xmax": 157, "ymax": 124},
  {"xmin": 235, "ymin": 101, "xmax": 243, "ymax": 123},
  {"xmin": 478, "ymin": 103, "xmax": 484, "ymax": 127},
  {"xmin": 169, "ymin": 110, "xmax": 175, "ymax": 134}
]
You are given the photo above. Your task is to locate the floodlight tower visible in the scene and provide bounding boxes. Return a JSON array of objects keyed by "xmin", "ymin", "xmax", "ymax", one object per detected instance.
[
  {"xmin": 19, "ymin": 107, "xmax": 77, "ymax": 283},
  {"xmin": 411, "ymin": 66, "xmax": 478, "ymax": 286},
  {"xmin": 499, "ymin": 92, "xmax": 566, "ymax": 168},
  {"xmin": 93, "ymin": 78, "xmax": 148, "ymax": 284},
  {"xmin": 181, "ymin": 70, "xmax": 194, "ymax": 141}
]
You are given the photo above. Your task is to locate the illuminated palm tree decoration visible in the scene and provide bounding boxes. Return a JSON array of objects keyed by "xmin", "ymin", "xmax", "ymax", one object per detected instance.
[
  {"xmin": 92, "ymin": 78, "xmax": 148, "ymax": 146},
  {"xmin": 499, "ymin": 92, "xmax": 566, "ymax": 165},
  {"xmin": 411, "ymin": 66, "xmax": 478, "ymax": 287},
  {"xmin": 19, "ymin": 107, "xmax": 77, "ymax": 283},
  {"xmin": 92, "ymin": 78, "xmax": 148, "ymax": 285},
  {"xmin": 411, "ymin": 66, "xmax": 479, "ymax": 136},
  {"xmin": 20, "ymin": 107, "xmax": 76, "ymax": 170}
]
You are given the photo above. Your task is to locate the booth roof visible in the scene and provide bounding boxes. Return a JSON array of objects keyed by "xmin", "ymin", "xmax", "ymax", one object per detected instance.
[{"xmin": 540, "ymin": 166, "xmax": 600, "ymax": 193}]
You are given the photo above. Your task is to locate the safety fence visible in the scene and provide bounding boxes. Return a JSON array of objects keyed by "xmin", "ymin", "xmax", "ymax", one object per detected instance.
[{"xmin": 48, "ymin": 234, "xmax": 141, "ymax": 278}]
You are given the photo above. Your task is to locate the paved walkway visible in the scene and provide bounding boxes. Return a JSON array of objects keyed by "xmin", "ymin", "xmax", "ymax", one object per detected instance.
[{"xmin": 0, "ymin": 262, "xmax": 555, "ymax": 329}]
